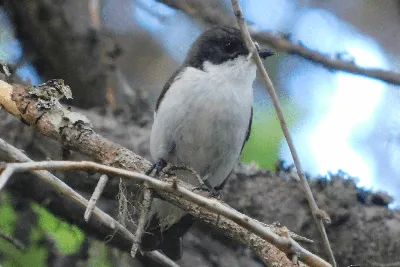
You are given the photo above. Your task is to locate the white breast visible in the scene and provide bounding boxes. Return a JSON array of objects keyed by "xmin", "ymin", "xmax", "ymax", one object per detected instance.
[
  {"xmin": 152, "ymin": 55, "xmax": 256, "ymax": 183},
  {"xmin": 149, "ymin": 55, "xmax": 257, "ymax": 228}
]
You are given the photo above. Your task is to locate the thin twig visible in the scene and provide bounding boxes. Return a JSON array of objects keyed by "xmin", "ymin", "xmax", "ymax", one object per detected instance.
[
  {"xmin": 230, "ymin": 1, "xmax": 336, "ymax": 266},
  {"xmin": 131, "ymin": 182, "xmax": 153, "ymax": 258},
  {"xmin": 252, "ymin": 31, "xmax": 400, "ymax": 86},
  {"xmin": 0, "ymin": 232, "xmax": 25, "ymax": 250},
  {"xmin": 0, "ymin": 160, "xmax": 330, "ymax": 267},
  {"xmin": 158, "ymin": 0, "xmax": 400, "ymax": 86},
  {"xmin": 84, "ymin": 174, "xmax": 109, "ymax": 222},
  {"xmin": 0, "ymin": 139, "xmax": 178, "ymax": 267}
]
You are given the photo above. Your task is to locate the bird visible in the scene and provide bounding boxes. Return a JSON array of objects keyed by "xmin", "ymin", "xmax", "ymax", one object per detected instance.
[{"xmin": 140, "ymin": 25, "xmax": 274, "ymax": 260}]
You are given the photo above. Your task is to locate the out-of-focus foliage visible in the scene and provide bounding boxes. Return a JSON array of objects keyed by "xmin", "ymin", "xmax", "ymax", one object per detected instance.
[
  {"xmin": 33, "ymin": 205, "xmax": 85, "ymax": 255},
  {"xmin": 242, "ymin": 99, "xmax": 303, "ymax": 169},
  {"xmin": 0, "ymin": 196, "xmax": 46, "ymax": 267},
  {"xmin": 0, "ymin": 196, "xmax": 16, "ymax": 233},
  {"xmin": 0, "ymin": 196, "xmax": 89, "ymax": 267}
]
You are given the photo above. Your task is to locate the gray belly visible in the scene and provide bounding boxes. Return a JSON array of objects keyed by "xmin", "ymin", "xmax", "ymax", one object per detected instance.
[{"xmin": 150, "ymin": 97, "xmax": 250, "ymax": 188}]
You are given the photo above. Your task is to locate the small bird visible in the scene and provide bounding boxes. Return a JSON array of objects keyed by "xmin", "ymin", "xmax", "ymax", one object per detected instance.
[{"xmin": 141, "ymin": 26, "xmax": 274, "ymax": 260}]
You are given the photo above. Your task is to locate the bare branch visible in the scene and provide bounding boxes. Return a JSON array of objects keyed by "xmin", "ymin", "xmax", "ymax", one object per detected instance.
[
  {"xmin": 0, "ymin": 78, "xmax": 150, "ymax": 173},
  {"xmin": 158, "ymin": 0, "xmax": 400, "ymax": 86},
  {"xmin": 131, "ymin": 183, "xmax": 153, "ymax": 258},
  {"xmin": 230, "ymin": 1, "xmax": 336, "ymax": 266},
  {"xmin": 251, "ymin": 31, "xmax": 400, "ymax": 86},
  {"xmin": 84, "ymin": 174, "xmax": 109, "ymax": 222},
  {"xmin": 0, "ymin": 159, "xmax": 330, "ymax": 267},
  {"xmin": 0, "ymin": 138, "xmax": 178, "ymax": 267}
]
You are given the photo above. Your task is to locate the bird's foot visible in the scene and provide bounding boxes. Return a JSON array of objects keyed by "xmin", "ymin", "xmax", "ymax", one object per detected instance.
[
  {"xmin": 145, "ymin": 158, "xmax": 167, "ymax": 176},
  {"xmin": 164, "ymin": 164, "xmax": 202, "ymax": 181},
  {"xmin": 193, "ymin": 180, "xmax": 220, "ymax": 198}
]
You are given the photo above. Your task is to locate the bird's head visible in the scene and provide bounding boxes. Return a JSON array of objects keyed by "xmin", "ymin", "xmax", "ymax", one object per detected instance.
[{"xmin": 185, "ymin": 26, "xmax": 274, "ymax": 71}]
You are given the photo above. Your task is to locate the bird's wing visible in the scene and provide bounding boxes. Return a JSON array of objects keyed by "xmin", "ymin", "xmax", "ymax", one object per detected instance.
[
  {"xmin": 141, "ymin": 214, "xmax": 195, "ymax": 260},
  {"xmin": 241, "ymin": 106, "xmax": 253, "ymax": 153},
  {"xmin": 155, "ymin": 66, "xmax": 184, "ymax": 112}
]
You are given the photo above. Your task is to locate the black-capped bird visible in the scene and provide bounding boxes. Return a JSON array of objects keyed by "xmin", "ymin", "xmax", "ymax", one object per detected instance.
[{"xmin": 141, "ymin": 26, "xmax": 274, "ymax": 260}]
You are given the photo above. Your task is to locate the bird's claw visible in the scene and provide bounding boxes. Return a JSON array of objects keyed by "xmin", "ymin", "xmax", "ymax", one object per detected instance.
[
  {"xmin": 192, "ymin": 181, "xmax": 220, "ymax": 198},
  {"xmin": 146, "ymin": 158, "xmax": 167, "ymax": 176}
]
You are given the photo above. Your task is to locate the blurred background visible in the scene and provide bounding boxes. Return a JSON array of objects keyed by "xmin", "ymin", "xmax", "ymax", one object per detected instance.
[
  {"xmin": 2, "ymin": 0, "xmax": 398, "ymax": 201},
  {"xmin": 0, "ymin": 0, "xmax": 399, "ymax": 266}
]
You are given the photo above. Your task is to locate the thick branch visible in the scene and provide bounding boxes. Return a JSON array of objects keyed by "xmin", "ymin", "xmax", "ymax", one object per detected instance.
[{"xmin": 158, "ymin": 0, "xmax": 400, "ymax": 86}]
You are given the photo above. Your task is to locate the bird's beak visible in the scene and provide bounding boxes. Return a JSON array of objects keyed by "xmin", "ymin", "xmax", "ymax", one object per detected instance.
[{"xmin": 258, "ymin": 49, "xmax": 274, "ymax": 59}]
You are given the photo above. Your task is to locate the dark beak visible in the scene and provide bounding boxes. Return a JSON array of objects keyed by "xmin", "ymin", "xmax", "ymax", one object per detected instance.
[{"xmin": 258, "ymin": 49, "xmax": 274, "ymax": 59}]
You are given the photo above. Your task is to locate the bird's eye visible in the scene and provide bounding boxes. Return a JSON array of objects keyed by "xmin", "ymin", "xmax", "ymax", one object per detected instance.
[{"xmin": 224, "ymin": 42, "xmax": 236, "ymax": 53}]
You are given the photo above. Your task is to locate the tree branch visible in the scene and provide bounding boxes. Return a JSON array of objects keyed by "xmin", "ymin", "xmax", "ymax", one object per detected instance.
[
  {"xmin": 0, "ymin": 78, "xmax": 398, "ymax": 266},
  {"xmin": 0, "ymin": 138, "xmax": 177, "ymax": 267},
  {"xmin": 157, "ymin": 0, "xmax": 400, "ymax": 86},
  {"xmin": 84, "ymin": 174, "xmax": 109, "ymax": 222},
  {"xmin": 0, "ymin": 72, "xmax": 330, "ymax": 266},
  {"xmin": 0, "ymin": 160, "xmax": 329, "ymax": 267},
  {"xmin": 131, "ymin": 183, "xmax": 153, "ymax": 258},
  {"xmin": 230, "ymin": 1, "xmax": 336, "ymax": 266}
]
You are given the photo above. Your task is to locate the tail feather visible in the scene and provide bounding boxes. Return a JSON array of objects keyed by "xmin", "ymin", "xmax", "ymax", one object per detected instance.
[
  {"xmin": 141, "ymin": 214, "xmax": 195, "ymax": 260},
  {"xmin": 160, "ymin": 236, "xmax": 182, "ymax": 261}
]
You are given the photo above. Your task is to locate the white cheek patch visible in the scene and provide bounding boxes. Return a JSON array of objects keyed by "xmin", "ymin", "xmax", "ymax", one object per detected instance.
[{"xmin": 202, "ymin": 55, "xmax": 256, "ymax": 82}]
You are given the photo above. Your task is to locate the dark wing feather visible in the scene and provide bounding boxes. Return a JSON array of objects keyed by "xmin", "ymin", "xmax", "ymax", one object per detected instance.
[
  {"xmin": 241, "ymin": 106, "xmax": 253, "ymax": 153},
  {"xmin": 155, "ymin": 67, "xmax": 184, "ymax": 112},
  {"xmin": 141, "ymin": 214, "xmax": 194, "ymax": 260}
]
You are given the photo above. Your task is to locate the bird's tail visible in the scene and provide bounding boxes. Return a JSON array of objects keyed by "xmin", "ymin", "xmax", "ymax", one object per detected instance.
[{"xmin": 140, "ymin": 201, "xmax": 195, "ymax": 260}]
